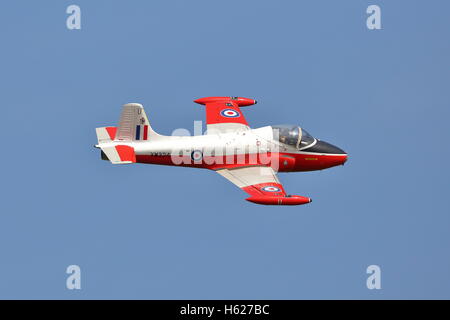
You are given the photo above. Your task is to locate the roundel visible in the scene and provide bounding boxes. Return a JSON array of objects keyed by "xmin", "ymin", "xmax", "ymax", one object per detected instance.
[
  {"xmin": 191, "ymin": 150, "xmax": 203, "ymax": 162},
  {"xmin": 261, "ymin": 186, "xmax": 281, "ymax": 192},
  {"xmin": 220, "ymin": 108, "xmax": 241, "ymax": 118}
]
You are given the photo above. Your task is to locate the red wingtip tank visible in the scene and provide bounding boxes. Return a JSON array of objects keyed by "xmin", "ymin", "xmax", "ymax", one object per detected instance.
[
  {"xmin": 194, "ymin": 96, "xmax": 257, "ymax": 107},
  {"xmin": 246, "ymin": 195, "xmax": 312, "ymax": 206}
]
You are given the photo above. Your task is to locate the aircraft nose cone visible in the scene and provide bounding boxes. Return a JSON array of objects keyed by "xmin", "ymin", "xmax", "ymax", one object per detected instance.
[
  {"xmin": 342, "ymin": 154, "xmax": 348, "ymax": 165},
  {"xmin": 303, "ymin": 140, "xmax": 347, "ymax": 166},
  {"xmin": 306, "ymin": 140, "xmax": 347, "ymax": 155}
]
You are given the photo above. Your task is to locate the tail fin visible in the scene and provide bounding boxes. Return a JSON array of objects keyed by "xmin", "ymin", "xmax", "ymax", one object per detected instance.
[
  {"xmin": 115, "ymin": 103, "xmax": 159, "ymax": 141},
  {"xmin": 95, "ymin": 103, "xmax": 159, "ymax": 164}
]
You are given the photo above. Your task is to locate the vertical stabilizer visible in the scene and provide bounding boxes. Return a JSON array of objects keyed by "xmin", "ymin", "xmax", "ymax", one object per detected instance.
[{"xmin": 115, "ymin": 103, "xmax": 159, "ymax": 141}]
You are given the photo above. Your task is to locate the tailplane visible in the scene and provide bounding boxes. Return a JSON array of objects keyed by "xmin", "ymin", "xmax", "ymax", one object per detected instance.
[
  {"xmin": 99, "ymin": 145, "xmax": 136, "ymax": 164},
  {"xmin": 95, "ymin": 127, "xmax": 116, "ymax": 144}
]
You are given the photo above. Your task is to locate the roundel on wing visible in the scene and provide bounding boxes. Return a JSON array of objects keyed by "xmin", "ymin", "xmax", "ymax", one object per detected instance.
[
  {"xmin": 220, "ymin": 108, "xmax": 241, "ymax": 118},
  {"xmin": 191, "ymin": 150, "xmax": 203, "ymax": 162},
  {"xmin": 262, "ymin": 186, "xmax": 281, "ymax": 192}
]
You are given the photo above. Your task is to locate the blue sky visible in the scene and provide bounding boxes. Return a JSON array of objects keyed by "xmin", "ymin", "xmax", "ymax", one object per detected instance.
[{"xmin": 0, "ymin": 0, "xmax": 449, "ymax": 299}]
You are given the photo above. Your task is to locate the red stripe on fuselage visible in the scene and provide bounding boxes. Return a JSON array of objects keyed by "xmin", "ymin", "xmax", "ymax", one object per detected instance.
[{"xmin": 135, "ymin": 152, "xmax": 347, "ymax": 172}]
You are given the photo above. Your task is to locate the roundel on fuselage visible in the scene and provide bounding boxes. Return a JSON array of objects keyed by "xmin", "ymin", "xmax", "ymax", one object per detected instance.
[{"xmin": 191, "ymin": 150, "xmax": 203, "ymax": 162}]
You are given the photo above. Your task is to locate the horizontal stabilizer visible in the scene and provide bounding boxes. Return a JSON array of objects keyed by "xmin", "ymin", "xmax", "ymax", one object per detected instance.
[
  {"xmin": 96, "ymin": 127, "xmax": 117, "ymax": 143},
  {"xmin": 100, "ymin": 145, "xmax": 136, "ymax": 164}
]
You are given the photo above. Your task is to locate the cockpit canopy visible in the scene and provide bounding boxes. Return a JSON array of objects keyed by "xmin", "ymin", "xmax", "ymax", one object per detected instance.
[{"xmin": 272, "ymin": 125, "xmax": 315, "ymax": 149}]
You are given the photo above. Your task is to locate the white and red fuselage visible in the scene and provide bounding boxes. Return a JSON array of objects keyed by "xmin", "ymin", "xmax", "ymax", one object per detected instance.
[{"xmin": 99, "ymin": 126, "xmax": 347, "ymax": 172}]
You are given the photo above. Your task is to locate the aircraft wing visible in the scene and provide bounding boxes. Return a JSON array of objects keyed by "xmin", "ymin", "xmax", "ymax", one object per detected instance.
[
  {"xmin": 216, "ymin": 166, "xmax": 312, "ymax": 205},
  {"xmin": 194, "ymin": 96, "xmax": 257, "ymax": 134}
]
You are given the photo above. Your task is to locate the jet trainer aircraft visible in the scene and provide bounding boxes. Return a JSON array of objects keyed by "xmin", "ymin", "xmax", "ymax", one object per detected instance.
[{"xmin": 95, "ymin": 97, "xmax": 347, "ymax": 205}]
